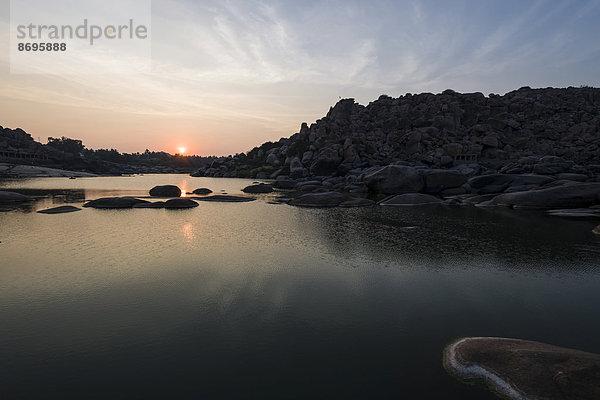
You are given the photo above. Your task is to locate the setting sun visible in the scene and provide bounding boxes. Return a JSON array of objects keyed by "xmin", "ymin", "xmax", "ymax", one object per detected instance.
[{"xmin": 178, "ymin": 147, "xmax": 186, "ymax": 154}]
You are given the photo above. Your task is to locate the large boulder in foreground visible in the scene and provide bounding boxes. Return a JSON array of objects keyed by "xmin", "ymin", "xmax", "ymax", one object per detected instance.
[
  {"xmin": 83, "ymin": 197, "xmax": 149, "ymax": 209},
  {"xmin": 242, "ymin": 183, "xmax": 273, "ymax": 194},
  {"xmin": 149, "ymin": 185, "xmax": 181, "ymax": 197},
  {"xmin": 0, "ymin": 191, "xmax": 31, "ymax": 203},
  {"xmin": 364, "ymin": 165, "xmax": 424, "ymax": 195},
  {"xmin": 288, "ymin": 191, "xmax": 346, "ymax": 207},
  {"xmin": 444, "ymin": 337, "xmax": 600, "ymax": 400},
  {"xmin": 379, "ymin": 193, "xmax": 442, "ymax": 206},
  {"xmin": 492, "ymin": 183, "xmax": 600, "ymax": 209}
]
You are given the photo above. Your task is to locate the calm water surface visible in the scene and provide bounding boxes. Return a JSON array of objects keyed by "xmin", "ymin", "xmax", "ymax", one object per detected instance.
[{"xmin": 1, "ymin": 175, "xmax": 599, "ymax": 399}]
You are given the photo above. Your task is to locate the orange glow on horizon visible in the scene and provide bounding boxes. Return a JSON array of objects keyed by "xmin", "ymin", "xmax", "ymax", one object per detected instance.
[{"xmin": 178, "ymin": 147, "xmax": 186, "ymax": 154}]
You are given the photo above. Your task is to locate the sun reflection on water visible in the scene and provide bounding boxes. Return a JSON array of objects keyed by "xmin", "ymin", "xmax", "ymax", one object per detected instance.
[{"xmin": 181, "ymin": 222, "xmax": 195, "ymax": 243}]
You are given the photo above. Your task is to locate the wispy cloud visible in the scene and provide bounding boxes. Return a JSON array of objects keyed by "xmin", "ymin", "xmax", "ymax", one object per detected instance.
[{"xmin": 1, "ymin": 0, "xmax": 599, "ymax": 154}]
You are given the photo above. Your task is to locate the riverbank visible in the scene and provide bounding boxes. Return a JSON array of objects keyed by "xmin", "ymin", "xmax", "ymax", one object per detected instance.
[{"xmin": 0, "ymin": 163, "xmax": 98, "ymax": 178}]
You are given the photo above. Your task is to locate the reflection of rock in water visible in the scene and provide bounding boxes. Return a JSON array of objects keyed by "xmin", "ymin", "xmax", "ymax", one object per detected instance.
[
  {"xmin": 0, "ymin": 188, "xmax": 85, "ymax": 212},
  {"xmin": 37, "ymin": 205, "xmax": 82, "ymax": 214},
  {"xmin": 298, "ymin": 206, "xmax": 600, "ymax": 270}
]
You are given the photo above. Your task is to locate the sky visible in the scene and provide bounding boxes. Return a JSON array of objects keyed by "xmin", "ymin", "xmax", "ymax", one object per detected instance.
[{"xmin": 1, "ymin": 0, "xmax": 600, "ymax": 156}]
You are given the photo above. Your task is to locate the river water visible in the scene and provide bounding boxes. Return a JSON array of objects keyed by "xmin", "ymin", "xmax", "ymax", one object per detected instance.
[{"xmin": 1, "ymin": 174, "xmax": 599, "ymax": 399}]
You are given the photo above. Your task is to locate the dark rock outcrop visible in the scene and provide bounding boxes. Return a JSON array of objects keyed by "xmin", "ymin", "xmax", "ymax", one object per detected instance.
[
  {"xmin": 83, "ymin": 197, "xmax": 149, "ymax": 209},
  {"xmin": 149, "ymin": 185, "xmax": 181, "ymax": 197},
  {"xmin": 0, "ymin": 191, "xmax": 32, "ymax": 203},
  {"xmin": 444, "ymin": 337, "xmax": 600, "ymax": 400},
  {"xmin": 242, "ymin": 183, "xmax": 273, "ymax": 194},
  {"xmin": 192, "ymin": 188, "xmax": 213, "ymax": 195},
  {"xmin": 164, "ymin": 198, "xmax": 199, "ymax": 209}
]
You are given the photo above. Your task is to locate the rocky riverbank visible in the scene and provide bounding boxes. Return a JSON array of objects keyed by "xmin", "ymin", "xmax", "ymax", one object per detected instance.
[
  {"xmin": 0, "ymin": 163, "xmax": 98, "ymax": 178},
  {"xmin": 191, "ymin": 87, "xmax": 600, "ymax": 180}
]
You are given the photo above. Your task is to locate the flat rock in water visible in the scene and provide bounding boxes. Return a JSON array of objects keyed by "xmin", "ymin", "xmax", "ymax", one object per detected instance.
[
  {"xmin": 149, "ymin": 185, "xmax": 181, "ymax": 197},
  {"xmin": 444, "ymin": 337, "xmax": 600, "ymax": 400},
  {"xmin": 192, "ymin": 188, "xmax": 213, "ymax": 195},
  {"xmin": 191, "ymin": 195, "xmax": 255, "ymax": 202},
  {"xmin": 288, "ymin": 191, "xmax": 346, "ymax": 207},
  {"xmin": 37, "ymin": 205, "xmax": 82, "ymax": 214},
  {"xmin": 83, "ymin": 197, "xmax": 150, "ymax": 209},
  {"xmin": 492, "ymin": 183, "xmax": 600, "ymax": 209},
  {"xmin": 379, "ymin": 193, "xmax": 442, "ymax": 206},
  {"xmin": 0, "ymin": 191, "xmax": 31, "ymax": 203},
  {"xmin": 593, "ymin": 224, "xmax": 600, "ymax": 235},
  {"xmin": 164, "ymin": 198, "xmax": 198, "ymax": 209},
  {"xmin": 242, "ymin": 184, "xmax": 273, "ymax": 194}
]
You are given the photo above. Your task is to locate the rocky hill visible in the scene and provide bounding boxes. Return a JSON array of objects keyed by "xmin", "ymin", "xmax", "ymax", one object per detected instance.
[{"xmin": 192, "ymin": 86, "xmax": 600, "ymax": 179}]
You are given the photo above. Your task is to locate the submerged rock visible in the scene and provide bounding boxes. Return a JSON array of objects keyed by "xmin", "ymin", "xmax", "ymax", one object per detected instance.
[
  {"xmin": 83, "ymin": 197, "xmax": 149, "ymax": 209},
  {"xmin": 379, "ymin": 193, "xmax": 442, "ymax": 206},
  {"xmin": 192, "ymin": 188, "xmax": 213, "ymax": 195},
  {"xmin": 492, "ymin": 183, "xmax": 600, "ymax": 209},
  {"xmin": 338, "ymin": 197, "xmax": 376, "ymax": 207},
  {"xmin": 0, "ymin": 191, "xmax": 31, "ymax": 203},
  {"xmin": 149, "ymin": 185, "xmax": 181, "ymax": 197},
  {"xmin": 164, "ymin": 198, "xmax": 199, "ymax": 209},
  {"xmin": 444, "ymin": 337, "xmax": 600, "ymax": 400},
  {"xmin": 242, "ymin": 183, "xmax": 273, "ymax": 194},
  {"xmin": 37, "ymin": 205, "xmax": 82, "ymax": 214},
  {"xmin": 191, "ymin": 195, "xmax": 256, "ymax": 202}
]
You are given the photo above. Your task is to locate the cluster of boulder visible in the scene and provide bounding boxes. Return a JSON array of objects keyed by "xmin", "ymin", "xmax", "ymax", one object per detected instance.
[
  {"xmin": 80, "ymin": 185, "xmax": 256, "ymax": 210},
  {"xmin": 191, "ymin": 87, "xmax": 600, "ymax": 180}
]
